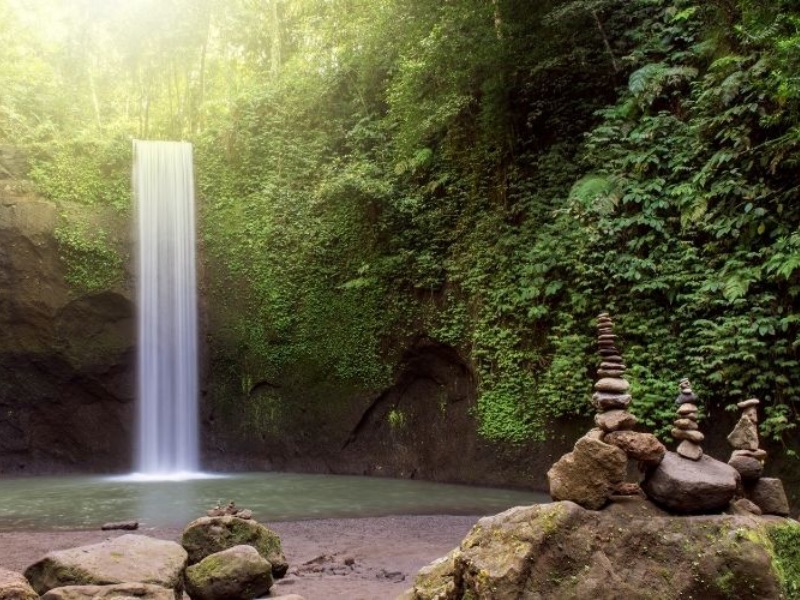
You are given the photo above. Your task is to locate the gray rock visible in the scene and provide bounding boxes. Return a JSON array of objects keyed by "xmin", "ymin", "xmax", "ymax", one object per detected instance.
[
  {"xmin": 595, "ymin": 410, "xmax": 637, "ymax": 432},
  {"xmin": 592, "ymin": 393, "xmax": 631, "ymax": 410},
  {"xmin": 728, "ymin": 454, "xmax": 763, "ymax": 482},
  {"xmin": 547, "ymin": 436, "xmax": 627, "ymax": 510},
  {"xmin": 746, "ymin": 478, "xmax": 790, "ymax": 516},
  {"xmin": 594, "ymin": 378, "xmax": 629, "ymax": 393},
  {"xmin": 0, "ymin": 568, "xmax": 38, "ymax": 600},
  {"xmin": 24, "ymin": 535, "xmax": 187, "ymax": 597},
  {"xmin": 671, "ymin": 428, "xmax": 704, "ymax": 443},
  {"xmin": 742, "ymin": 406, "xmax": 758, "ymax": 423},
  {"xmin": 604, "ymin": 431, "xmax": 665, "ymax": 464},
  {"xmin": 181, "ymin": 516, "xmax": 288, "ymax": 579},
  {"xmin": 100, "ymin": 521, "xmax": 138, "ymax": 531},
  {"xmin": 729, "ymin": 498, "xmax": 762, "ymax": 517},
  {"xmin": 733, "ymin": 448, "xmax": 767, "ymax": 461},
  {"xmin": 727, "ymin": 416, "xmax": 759, "ymax": 450},
  {"xmin": 737, "ymin": 398, "xmax": 760, "ymax": 409},
  {"xmin": 676, "ymin": 440, "xmax": 703, "ymax": 461},
  {"xmin": 597, "ymin": 369, "xmax": 625, "ymax": 378},
  {"xmin": 185, "ymin": 545, "xmax": 273, "ymax": 600},
  {"xmin": 641, "ymin": 451, "xmax": 737, "ymax": 514},
  {"xmin": 41, "ymin": 582, "xmax": 174, "ymax": 599}
]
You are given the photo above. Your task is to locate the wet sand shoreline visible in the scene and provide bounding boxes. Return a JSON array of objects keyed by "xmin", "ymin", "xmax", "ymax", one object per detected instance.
[{"xmin": 0, "ymin": 514, "xmax": 480, "ymax": 599}]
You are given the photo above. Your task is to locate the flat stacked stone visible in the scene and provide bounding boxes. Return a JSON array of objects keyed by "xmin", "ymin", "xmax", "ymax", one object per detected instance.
[
  {"xmin": 592, "ymin": 314, "xmax": 636, "ymax": 432},
  {"xmin": 673, "ymin": 378, "xmax": 703, "ymax": 460}
]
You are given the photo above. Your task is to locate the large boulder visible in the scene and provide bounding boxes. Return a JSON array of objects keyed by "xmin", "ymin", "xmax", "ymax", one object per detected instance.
[
  {"xmin": 547, "ymin": 435, "xmax": 627, "ymax": 510},
  {"xmin": 184, "ymin": 545, "xmax": 273, "ymax": 600},
  {"xmin": 41, "ymin": 583, "xmax": 174, "ymax": 599},
  {"xmin": 401, "ymin": 501, "xmax": 798, "ymax": 600},
  {"xmin": 0, "ymin": 568, "xmax": 38, "ymax": 600},
  {"xmin": 24, "ymin": 535, "xmax": 186, "ymax": 598},
  {"xmin": 181, "ymin": 516, "xmax": 288, "ymax": 578},
  {"xmin": 641, "ymin": 451, "xmax": 738, "ymax": 514}
]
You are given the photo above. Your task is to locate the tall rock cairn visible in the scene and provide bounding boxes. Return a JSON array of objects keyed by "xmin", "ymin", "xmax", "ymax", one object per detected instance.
[
  {"xmin": 673, "ymin": 378, "xmax": 704, "ymax": 460},
  {"xmin": 592, "ymin": 313, "xmax": 637, "ymax": 433},
  {"xmin": 727, "ymin": 398, "xmax": 765, "ymax": 482},
  {"xmin": 726, "ymin": 398, "xmax": 791, "ymax": 516}
]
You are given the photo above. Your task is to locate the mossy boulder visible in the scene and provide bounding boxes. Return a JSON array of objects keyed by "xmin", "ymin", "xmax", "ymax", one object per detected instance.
[
  {"xmin": 401, "ymin": 501, "xmax": 800, "ymax": 600},
  {"xmin": 23, "ymin": 535, "xmax": 187, "ymax": 598},
  {"xmin": 181, "ymin": 516, "xmax": 288, "ymax": 579},
  {"xmin": 0, "ymin": 568, "xmax": 38, "ymax": 600},
  {"xmin": 184, "ymin": 545, "xmax": 273, "ymax": 600},
  {"xmin": 41, "ymin": 582, "xmax": 174, "ymax": 599}
]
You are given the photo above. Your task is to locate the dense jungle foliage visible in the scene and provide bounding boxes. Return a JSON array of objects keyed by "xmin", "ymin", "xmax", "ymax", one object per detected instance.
[{"xmin": 1, "ymin": 0, "xmax": 799, "ymax": 448}]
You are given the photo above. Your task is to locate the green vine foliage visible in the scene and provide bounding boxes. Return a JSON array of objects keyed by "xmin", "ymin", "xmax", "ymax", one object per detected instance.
[
  {"xmin": 4, "ymin": 0, "xmax": 800, "ymax": 450},
  {"xmin": 53, "ymin": 224, "xmax": 124, "ymax": 293}
]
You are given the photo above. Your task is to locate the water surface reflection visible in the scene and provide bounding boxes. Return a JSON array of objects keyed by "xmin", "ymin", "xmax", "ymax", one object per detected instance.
[{"xmin": 0, "ymin": 472, "xmax": 545, "ymax": 530}]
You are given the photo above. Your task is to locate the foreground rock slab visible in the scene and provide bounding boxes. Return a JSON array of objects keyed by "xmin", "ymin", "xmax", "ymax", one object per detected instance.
[
  {"xmin": 184, "ymin": 545, "xmax": 273, "ymax": 600},
  {"xmin": 24, "ymin": 535, "xmax": 187, "ymax": 597},
  {"xmin": 182, "ymin": 516, "xmax": 288, "ymax": 578},
  {"xmin": 400, "ymin": 501, "xmax": 799, "ymax": 600},
  {"xmin": 41, "ymin": 583, "xmax": 174, "ymax": 600},
  {"xmin": 0, "ymin": 568, "xmax": 38, "ymax": 600},
  {"xmin": 642, "ymin": 451, "xmax": 737, "ymax": 513}
]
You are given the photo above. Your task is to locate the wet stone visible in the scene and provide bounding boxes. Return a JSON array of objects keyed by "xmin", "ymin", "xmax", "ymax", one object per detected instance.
[
  {"xmin": 728, "ymin": 454, "xmax": 763, "ymax": 482},
  {"xmin": 674, "ymin": 419, "xmax": 698, "ymax": 430},
  {"xmin": 597, "ymin": 369, "xmax": 625, "ymax": 378},
  {"xmin": 742, "ymin": 406, "xmax": 758, "ymax": 423},
  {"xmin": 733, "ymin": 448, "xmax": 767, "ymax": 461},
  {"xmin": 727, "ymin": 416, "xmax": 759, "ymax": 451},
  {"xmin": 595, "ymin": 410, "xmax": 637, "ymax": 432},
  {"xmin": 737, "ymin": 398, "xmax": 760, "ymax": 409},
  {"xmin": 592, "ymin": 392, "xmax": 632, "ymax": 411},
  {"xmin": 595, "ymin": 378, "xmax": 630, "ymax": 394},
  {"xmin": 672, "ymin": 428, "xmax": 704, "ymax": 443},
  {"xmin": 676, "ymin": 440, "xmax": 703, "ymax": 461}
]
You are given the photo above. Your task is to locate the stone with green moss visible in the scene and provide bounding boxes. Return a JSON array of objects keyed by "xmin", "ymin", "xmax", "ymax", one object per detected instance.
[
  {"xmin": 184, "ymin": 545, "xmax": 272, "ymax": 600},
  {"xmin": 402, "ymin": 501, "xmax": 797, "ymax": 600},
  {"xmin": 181, "ymin": 516, "xmax": 288, "ymax": 579},
  {"xmin": 0, "ymin": 567, "xmax": 39, "ymax": 600},
  {"xmin": 23, "ymin": 535, "xmax": 186, "ymax": 598}
]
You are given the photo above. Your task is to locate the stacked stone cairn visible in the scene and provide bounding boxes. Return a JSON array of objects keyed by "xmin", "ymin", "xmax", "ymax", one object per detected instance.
[
  {"xmin": 727, "ymin": 399, "xmax": 790, "ymax": 516},
  {"xmin": 673, "ymin": 378, "xmax": 704, "ymax": 461},
  {"xmin": 592, "ymin": 313, "xmax": 636, "ymax": 432},
  {"xmin": 548, "ymin": 313, "xmax": 665, "ymax": 510}
]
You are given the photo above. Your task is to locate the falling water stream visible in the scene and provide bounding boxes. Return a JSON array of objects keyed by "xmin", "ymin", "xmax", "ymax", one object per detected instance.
[{"xmin": 132, "ymin": 140, "xmax": 199, "ymax": 476}]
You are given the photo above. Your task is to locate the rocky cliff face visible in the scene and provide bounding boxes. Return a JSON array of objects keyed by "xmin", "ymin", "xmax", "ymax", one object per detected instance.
[{"xmin": 0, "ymin": 147, "xmax": 134, "ymax": 474}]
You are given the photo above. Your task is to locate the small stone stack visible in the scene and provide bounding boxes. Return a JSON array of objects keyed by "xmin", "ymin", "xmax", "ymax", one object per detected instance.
[
  {"xmin": 673, "ymin": 378, "xmax": 704, "ymax": 461},
  {"xmin": 727, "ymin": 398, "xmax": 765, "ymax": 482},
  {"xmin": 592, "ymin": 313, "xmax": 636, "ymax": 433},
  {"xmin": 727, "ymin": 398, "xmax": 790, "ymax": 516}
]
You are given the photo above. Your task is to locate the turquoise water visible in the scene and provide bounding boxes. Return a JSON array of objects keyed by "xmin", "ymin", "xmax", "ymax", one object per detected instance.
[{"xmin": 0, "ymin": 472, "xmax": 545, "ymax": 530}]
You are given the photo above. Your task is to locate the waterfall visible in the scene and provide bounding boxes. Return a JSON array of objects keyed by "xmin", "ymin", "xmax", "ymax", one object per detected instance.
[{"xmin": 132, "ymin": 140, "xmax": 199, "ymax": 476}]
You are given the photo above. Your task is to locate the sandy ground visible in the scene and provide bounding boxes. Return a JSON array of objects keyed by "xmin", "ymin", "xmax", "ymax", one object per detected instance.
[{"xmin": 0, "ymin": 515, "xmax": 478, "ymax": 600}]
